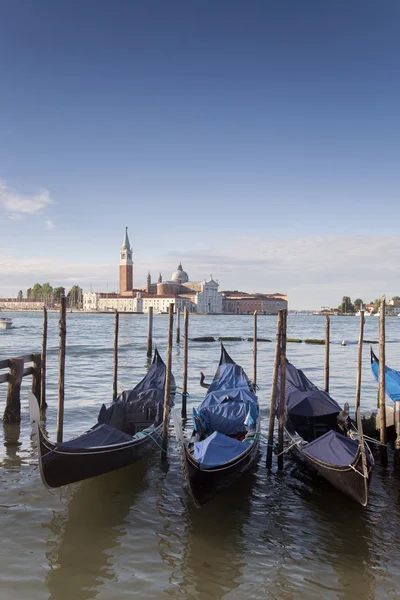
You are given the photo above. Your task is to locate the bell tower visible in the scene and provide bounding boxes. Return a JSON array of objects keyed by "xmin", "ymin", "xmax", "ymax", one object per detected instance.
[{"xmin": 119, "ymin": 227, "xmax": 133, "ymax": 293}]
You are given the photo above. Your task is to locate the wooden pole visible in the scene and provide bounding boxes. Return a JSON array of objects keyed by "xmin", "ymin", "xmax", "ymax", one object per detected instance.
[
  {"xmin": 277, "ymin": 309, "xmax": 287, "ymax": 471},
  {"xmin": 176, "ymin": 306, "xmax": 181, "ymax": 344},
  {"xmin": 3, "ymin": 358, "xmax": 24, "ymax": 424},
  {"xmin": 355, "ymin": 311, "xmax": 364, "ymax": 414},
  {"xmin": 113, "ymin": 310, "xmax": 119, "ymax": 401},
  {"xmin": 394, "ymin": 402, "xmax": 400, "ymax": 468},
  {"xmin": 41, "ymin": 306, "xmax": 48, "ymax": 410},
  {"xmin": 181, "ymin": 307, "xmax": 189, "ymax": 419},
  {"xmin": 31, "ymin": 353, "xmax": 42, "ymax": 406},
  {"xmin": 266, "ymin": 310, "xmax": 283, "ymax": 469},
  {"xmin": 56, "ymin": 296, "xmax": 66, "ymax": 443},
  {"xmin": 324, "ymin": 315, "xmax": 330, "ymax": 393},
  {"xmin": 354, "ymin": 310, "xmax": 369, "ymax": 500},
  {"xmin": 147, "ymin": 306, "xmax": 153, "ymax": 358},
  {"xmin": 379, "ymin": 296, "xmax": 388, "ymax": 466},
  {"xmin": 162, "ymin": 303, "xmax": 174, "ymax": 458},
  {"xmin": 253, "ymin": 310, "xmax": 257, "ymax": 387}
]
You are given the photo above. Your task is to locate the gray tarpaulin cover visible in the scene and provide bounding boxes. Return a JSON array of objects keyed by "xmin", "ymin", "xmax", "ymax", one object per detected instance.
[{"xmin": 279, "ymin": 362, "xmax": 341, "ymax": 417}]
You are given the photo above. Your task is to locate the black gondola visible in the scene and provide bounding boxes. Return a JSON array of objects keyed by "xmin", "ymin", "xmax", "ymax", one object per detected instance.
[
  {"xmin": 29, "ymin": 349, "xmax": 175, "ymax": 488},
  {"xmin": 280, "ymin": 361, "xmax": 374, "ymax": 506},
  {"xmin": 174, "ymin": 345, "xmax": 260, "ymax": 506}
]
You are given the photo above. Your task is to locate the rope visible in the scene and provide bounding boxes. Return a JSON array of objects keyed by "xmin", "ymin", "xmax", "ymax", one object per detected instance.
[
  {"xmin": 349, "ymin": 463, "xmax": 369, "ymax": 479},
  {"xmin": 275, "ymin": 440, "xmax": 301, "ymax": 457},
  {"xmin": 135, "ymin": 430, "xmax": 166, "ymax": 452}
]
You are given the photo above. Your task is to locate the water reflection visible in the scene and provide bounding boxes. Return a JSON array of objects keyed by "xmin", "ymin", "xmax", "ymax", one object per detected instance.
[
  {"xmin": 45, "ymin": 458, "xmax": 150, "ymax": 600},
  {"xmin": 2, "ymin": 422, "xmax": 22, "ymax": 469},
  {"xmin": 158, "ymin": 463, "xmax": 255, "ymax": 599}
]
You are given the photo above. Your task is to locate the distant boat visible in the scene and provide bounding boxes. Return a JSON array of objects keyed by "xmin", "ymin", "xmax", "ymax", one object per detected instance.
[{"xmin": 0, "ymin": 315, "xmax": 13, "ymax": 330}]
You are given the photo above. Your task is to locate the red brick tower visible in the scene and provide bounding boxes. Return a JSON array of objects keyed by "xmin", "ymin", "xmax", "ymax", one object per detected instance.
[{"xmin": 119, "ymin": 227, "xmax": 133, "ymax": 293}]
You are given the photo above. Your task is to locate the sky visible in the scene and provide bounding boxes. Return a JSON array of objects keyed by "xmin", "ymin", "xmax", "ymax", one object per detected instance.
[{"xmin": 0, "ymin": 0, "xmax": 399, "ymax": 309}]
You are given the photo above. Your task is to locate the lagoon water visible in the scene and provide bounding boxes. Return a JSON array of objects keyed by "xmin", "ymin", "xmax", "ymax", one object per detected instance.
[{"xmin": 1, "ymin": 312, "xmax": 400, "ymax": 600}]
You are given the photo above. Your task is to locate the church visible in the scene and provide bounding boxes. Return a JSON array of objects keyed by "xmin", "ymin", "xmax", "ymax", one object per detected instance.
[{"xmin": 83, "ymin": 227, "xmax": 223, "ymax": 313}]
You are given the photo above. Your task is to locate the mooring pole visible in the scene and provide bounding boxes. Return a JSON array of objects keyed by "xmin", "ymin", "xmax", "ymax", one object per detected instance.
[
  {"xmin": 3, "ymin": 358, "xmax": 24, "ymax": 424},
  {"xmin": 253, "ymin": 310, "xmax": 257, "ymax": 387},
  {"xmin": 266, "ymin": 310, "xmax": 283, "ymax": 469},
  {"xmin": 147, "ymin": 306, "xmax": 153, "ymax": 358},
  {"xmin": 176, "ymin": 306, "xmax": 181, "ymax": 344},
  {"xmin": 324, "ymin": 314, "xmax": 330, "ymax": 393},
  {"xmin": 355, "ymin": 310, "xmax": 369, "ymax": 491},
  {"xmin": 162, "ymin": 303, "xmax": 174, "ymax": 458},
  {"xmin": 355, "ymin": 311, "xmax": 364, "ymax": 414},
  {"xmin": 56, "ymin": 296, "xmax": 66, "ymax": 443},
  {"xmin": 394, "ymin": 402, "xmax": 400, "ymax": 468},
  {"xmin": 41, "ymin": 306, "xmax": 48, "ymax": 411},
  {"xmin": 182, "ymin": 307, "xmax": 189, "ymax": 419},
  {"xmin": 277, "ymin": 309, "xmax": 287, "ymax": 471},
  {"xmin": 379, "ymin": 296, "xmax": 388, "ymax": 466},
  {"xmin": 113, "ymin": 310, "xmax": 119, "ymax": 401}
]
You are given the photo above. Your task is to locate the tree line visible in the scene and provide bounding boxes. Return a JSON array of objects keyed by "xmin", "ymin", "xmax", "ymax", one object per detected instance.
[
  {"xmin": 18, "ymin": 283, "xmax": 83, "ymax": 308},
  {"xmin": 338, "ymin": 296, "xmax": 400, "ymax": 313}
]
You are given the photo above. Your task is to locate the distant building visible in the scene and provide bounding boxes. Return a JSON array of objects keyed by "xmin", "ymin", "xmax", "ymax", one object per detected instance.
[
  {"xmin": 221, "ymin": 292, "xmax": 288, "ymax": 315},
  {"xmin": 82, "ymin": 228, "xmax": 223, "ymax": 313}
]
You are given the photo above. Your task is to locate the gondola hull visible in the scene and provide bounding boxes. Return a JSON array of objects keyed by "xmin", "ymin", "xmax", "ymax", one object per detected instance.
[
  {"xmin": 175, "ymin": 412, "xmax": 260, "ymax": 506},
  {"xmin": 35, "ymin": 422, "xmax": 163, "ymax": 488},
  {"xmin": 286, "ymin": 428, "xmax": 371, "ymax": 506}
]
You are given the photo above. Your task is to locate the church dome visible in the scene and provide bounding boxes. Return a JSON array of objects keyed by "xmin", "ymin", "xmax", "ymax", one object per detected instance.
[{"xmin": 171, "ymin": 262, "xmax": 189, "ymax": 283}]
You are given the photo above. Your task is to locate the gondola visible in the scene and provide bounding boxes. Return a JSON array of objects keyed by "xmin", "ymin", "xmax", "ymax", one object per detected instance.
[
  {"xmin": 29, "ymin": 349, "xmax": 175, "ymax": 488},
  {"xmin": 174, "ymin": 345, "xmax": 260, "ymax": 506},
  {"xmin": 280, "ymin": 361, "xmax": 374, "ymax": 506},
  {"xmin": 370, "ymin": 348, "xmax": 400, "ymax": 401}
]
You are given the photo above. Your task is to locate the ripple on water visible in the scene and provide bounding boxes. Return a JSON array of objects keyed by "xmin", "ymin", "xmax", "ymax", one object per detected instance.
[{"xmin": 1, "ymin": 313, "xmax": 400, "ymax": 599}]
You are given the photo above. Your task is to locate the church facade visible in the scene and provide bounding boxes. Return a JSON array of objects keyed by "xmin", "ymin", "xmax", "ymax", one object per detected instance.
[{"xmin": 83, "ymin": 228, "xmax": 223, "ymax": 313}]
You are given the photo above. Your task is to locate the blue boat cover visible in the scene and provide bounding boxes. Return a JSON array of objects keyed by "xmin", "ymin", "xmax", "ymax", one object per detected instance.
[
  {"xmin": 193, "ymin": 431, "xmax": 251, "ymax": 468},
  {"xmin": 57, "ymin": 424, "xmax": 133, "ymax": 450},
  {"xmin": 279, "ymin": 362, "xmax": 341, "ymax": 417},
  {"xmin": 196, "ymin": 360, "xmax": 258, "ymax": 435},
  {"xmin": 371, "ymin": 353, "xmax": 400, "ymax": 402},
  {"xmin": 302, "ymin": 430, "xmax": 360, "ymax": 466}
]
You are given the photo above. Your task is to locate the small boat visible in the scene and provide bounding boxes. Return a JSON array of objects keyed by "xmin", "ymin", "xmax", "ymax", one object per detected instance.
[
  {"xmin": 280, "ymin": 361, "xmax": 374, "ymax": 506},
  {"xmin": 370, "ymin": 348, "xmax": 400, "ymax": 401},
  {"xmin": 0, "ymin": 315, "xmax": 13, "ymax": 330},
  {"xmin": 29, "ymin": 349, "xmax": 175, "ymax": 488},
  {"xmin": 174, "ymin": 345, "xmax": 260, "ymax": 506}
]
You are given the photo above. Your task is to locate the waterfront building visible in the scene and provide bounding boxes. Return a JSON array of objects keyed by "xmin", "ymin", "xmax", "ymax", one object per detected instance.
[{"xmin": 221, "ymin": 292, "xmax": 288, "ymax": 314}]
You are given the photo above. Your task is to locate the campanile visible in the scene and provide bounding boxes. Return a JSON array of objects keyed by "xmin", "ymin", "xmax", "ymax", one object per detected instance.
[{"xmin": 119, "ymin": 227, "xmax": 133, "ymax": 293}]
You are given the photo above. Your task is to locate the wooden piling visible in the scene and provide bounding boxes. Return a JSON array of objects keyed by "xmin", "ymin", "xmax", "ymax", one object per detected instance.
[
  {"xmin": 379, "ymin": 296, "xmax": 388, "ymax": 466},
  {"xmin": 181, "ymin": 307, "xmax": 189, "ymax": 419},
  {"xmin": 3, "ymin": 358, "xmax": 24, "ymax": 423},
  {"xmin": 32, "ymin": 353, "xmax": 42, "ymax": 406},
  {"xmin": 41, "ymin": 306, "xmax": 48, "ymax": 410},
  {"xmin": 113, "ymin": 310, "xmax": 119, "ymax": 401},
  {"xmin": 176, "ymin": 307, "xmax": 181, "ymax": 344},
  {"xmin": 253, "ymin": 310, "xmax": 257, "ymax": 387},
  {"xmin": 277, "ymin": 309, "xmax": 287, "ymax": 471},
  {"xmin": 394, "ymin": 402, "xmax": 400, "ymax": 468},
  {"xmin": 324, "ymin": 315, "xmax": 330, "ymax": 393},
  {"xmin": 355, "ymin": 311, "xmax": 364, "ymax": 414},
  {"xmin": 56, "ymin": 296, "xmax": 66, "ymax": 443},
  {"xmin": 147, "ymin": 306, "xmax": 153, "ymax": 358},
  {"xmin": 266, "ymin": 310, "xmax": 283, "ymax": 469},
  {"xmin": 162, "ymin": 303, "xmax": 174, "ymax": 458}
]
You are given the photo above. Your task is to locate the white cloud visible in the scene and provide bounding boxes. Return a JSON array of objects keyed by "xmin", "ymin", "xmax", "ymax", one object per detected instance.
[
  {"xmin": 45, "ymin": 220, "xmax": 55, "ymax": 229},
  {"xmin": 0, "ymin": 178, "xmax": 54, "ymax": 218}
]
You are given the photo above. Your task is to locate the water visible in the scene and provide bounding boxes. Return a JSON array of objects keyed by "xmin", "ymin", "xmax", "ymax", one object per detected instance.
[{"xmin": 1, "ymin": 312, "xmax": 400, "ymax": 600}]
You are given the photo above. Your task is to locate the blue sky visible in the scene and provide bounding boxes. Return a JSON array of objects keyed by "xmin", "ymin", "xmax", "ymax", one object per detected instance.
[{"xmin": 1, "ymin": 1, "xmax": 399, "ymax": 308}]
